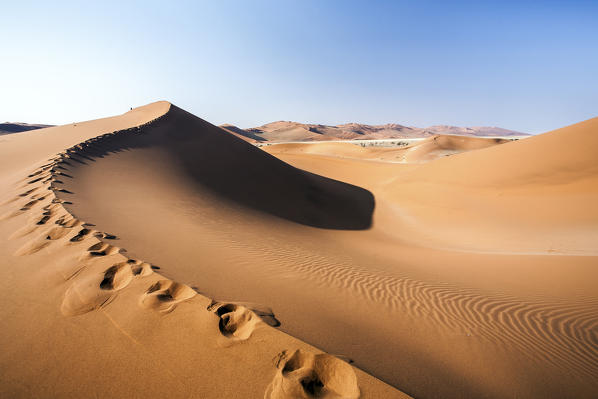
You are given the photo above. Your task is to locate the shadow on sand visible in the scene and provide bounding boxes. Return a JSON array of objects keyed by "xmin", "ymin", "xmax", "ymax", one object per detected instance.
[{"xmin": 62, "ymin": 105, "xmax": 375, "ymax": 230}]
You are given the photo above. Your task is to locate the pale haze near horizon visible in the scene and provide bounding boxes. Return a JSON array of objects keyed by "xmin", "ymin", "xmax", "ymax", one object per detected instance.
[{"xmin": 1, "ymin": 0, "xmax": 597, "ymax": 134}]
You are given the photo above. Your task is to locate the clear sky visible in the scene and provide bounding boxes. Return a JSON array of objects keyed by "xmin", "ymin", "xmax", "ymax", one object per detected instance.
[{"xmin": 1, "ymin": 1, "xmax": 597, "ymax": 133}]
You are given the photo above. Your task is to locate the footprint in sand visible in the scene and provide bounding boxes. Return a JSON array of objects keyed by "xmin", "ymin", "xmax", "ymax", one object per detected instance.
[
  {"xmin": 94, "ymin": 232, "xmax": 117, "ymax": 240},
  {"xmin": 36, "ymin": 213, "xmax": 51, "ymax": 225},
  {"xmin": 20, "ymin": 197, "xmax": 46, "ymax": 211},
  {"xmin": 27, "ymin": 175, "xmax": 48, "ymax": 184},
  {"xmin": 265, "ymin": 349, "xmax": 360, "ymax": 399},
  {"xmin": 61, "ymin": 262, "xmax": 134, "ymax": 316},
  {"xmin": 128, "ymin": 259, "xmax": 154, "ymax": 277},
  {"xmin": 139, "ymin": 280, "xmax": 196, "ymax": 313},
  {"xmin": 84, "ymin": 242, "xmax": 121, "ymax": 257},
  {"xmin": 55, "ymin": 215, "xmax": 81, "ymax": 228},
  {"xmin": 48, "ymin": 187, "xmax": 73, "ymax": 194},
  {"xmin": 19, "ymin": 188, "xmax": 38, "ymax": 197},
  {"xmin": 70, "ymin": 228, "xmax": 92, "ymax": 242},
  {"xmin": 27, "ymin": 169, "xmax": 45, "ymax": 178},
  {"xmin": 51, "ymin": 198, "xmax": 72, "ymax": 205},
  {"xmin": 208, "ymin": 302, "xmax": 265, "ymax": 341}
]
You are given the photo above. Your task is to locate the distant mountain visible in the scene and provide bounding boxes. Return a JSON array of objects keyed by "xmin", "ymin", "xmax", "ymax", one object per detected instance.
[
  {"xmin": 424, "ymin": 125, "xmax": 525, "ymax": 137},
  {"xmin": 0, "ymin": 122, "xmax": 52, "ymax": 135},
  {"xmin": 224, "ymin": 121, "xmax": 528, "ymax": 142}
]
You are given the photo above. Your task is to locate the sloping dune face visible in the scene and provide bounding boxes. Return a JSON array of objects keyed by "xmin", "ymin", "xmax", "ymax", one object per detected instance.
[{"xmin": 68, "ymin": 105, "xmax": 374, "ymax": 230}]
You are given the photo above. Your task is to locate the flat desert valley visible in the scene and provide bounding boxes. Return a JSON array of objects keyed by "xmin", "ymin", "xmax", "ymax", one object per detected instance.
[{"xmin": 0, "ymin": 102, "xmax": 597, "ymax": 398}]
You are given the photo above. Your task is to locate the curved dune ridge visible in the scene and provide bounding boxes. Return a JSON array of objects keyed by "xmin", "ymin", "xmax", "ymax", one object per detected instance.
[
  {"xmin": 1, "ymin": 102, "xmax": 597, "ymax": 398},
  {"xmin": 56, "ymin": 105, "xmax": 375, "ymax": 230},
  {"xmin": 0, "ymin": 103, "xmax": 405, "ymax": 399}
]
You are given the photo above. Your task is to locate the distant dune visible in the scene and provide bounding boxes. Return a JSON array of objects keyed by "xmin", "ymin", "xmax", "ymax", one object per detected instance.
[
  {"xmin": 0, "ymin": 122, "xmax": 52, "ymax": 134},
  {"xmin": 263, "ymin": 134, "xmax": 511, "ymax": 163},
  {"xmin": 234, "ymin": 120, "xmax": 527, "ymax": 142}
]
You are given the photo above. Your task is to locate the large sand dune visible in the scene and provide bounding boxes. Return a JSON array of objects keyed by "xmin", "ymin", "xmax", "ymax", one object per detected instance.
[
  {"xmin": 0, "ymin": 102, "xmax": 404, "ymax": 398},
  {"xmin": 0, "ymin": 102, "xmax": 596, "ymax": 398}
]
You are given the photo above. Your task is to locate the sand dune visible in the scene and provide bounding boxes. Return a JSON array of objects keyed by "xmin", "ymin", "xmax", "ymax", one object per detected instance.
[
  {"xmin": 0, "ymin": 102, "xmax": 596, "ymax": 399},
  {"xmin": 0, "ymin": 102, "xmax": 405, "ymax": 399}
]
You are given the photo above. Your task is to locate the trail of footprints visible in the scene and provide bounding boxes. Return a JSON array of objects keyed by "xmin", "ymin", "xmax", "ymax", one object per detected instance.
[{"xmin": 0, "ymin": 118, "xmax": 360, "ymax": 398}]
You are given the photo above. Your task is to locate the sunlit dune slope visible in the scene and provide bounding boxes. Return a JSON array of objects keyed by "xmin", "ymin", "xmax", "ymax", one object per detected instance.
[{"xmin": 386, "ymin": 117, "xmax": 598, "ymax": 253}]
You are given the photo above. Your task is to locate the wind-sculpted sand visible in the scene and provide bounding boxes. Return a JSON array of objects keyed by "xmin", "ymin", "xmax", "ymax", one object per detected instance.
[{"xmin": 0, "ymin": 101, "xmax": 596, "ymax": 398}]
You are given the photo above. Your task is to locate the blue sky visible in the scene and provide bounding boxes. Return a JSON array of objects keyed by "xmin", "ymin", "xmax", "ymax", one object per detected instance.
[{"xmin": 1, "ymin": 1, "xmax": 597, "ymax": 133}]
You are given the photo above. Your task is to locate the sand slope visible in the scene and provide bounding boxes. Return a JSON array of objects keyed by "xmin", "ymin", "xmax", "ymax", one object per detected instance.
[
  {"xmin": 1, "ymin": 102, "xmax": 596, "ymax": 398},
  {"xmin": 386, "ymin": 117, "xmax": 598, "ymax": 253},
  {"xmin": 0, "ymin": 102, "xmax": 405, "ymax": 398}
]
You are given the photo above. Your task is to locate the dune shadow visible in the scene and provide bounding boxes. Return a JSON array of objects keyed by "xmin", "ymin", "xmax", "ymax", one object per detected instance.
[{"xmin": 64, "ymin": 105, "xmax": 375, "ymax": 230}]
